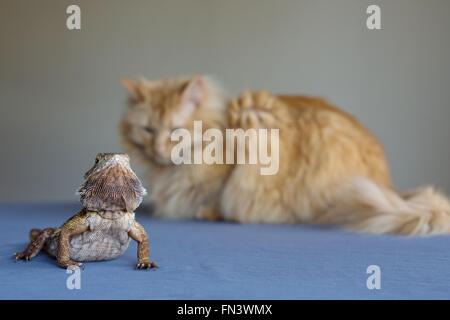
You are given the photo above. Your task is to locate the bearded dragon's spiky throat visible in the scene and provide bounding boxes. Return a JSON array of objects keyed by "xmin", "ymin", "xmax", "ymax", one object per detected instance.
[{"xmin": 78, "ymin": 162, "xmax": 146, "ymax": 212}]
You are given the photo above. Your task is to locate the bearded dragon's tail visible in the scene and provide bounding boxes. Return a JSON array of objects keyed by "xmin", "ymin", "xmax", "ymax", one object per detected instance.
[{"xmin": 319, "ymin": 177, "xmax": 450, "ymax": 236}]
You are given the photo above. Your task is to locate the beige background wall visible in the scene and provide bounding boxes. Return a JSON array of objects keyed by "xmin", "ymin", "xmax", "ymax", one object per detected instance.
[{"xmin": 1, "ymin": 0, "xmax": 449, "ymax": 202}]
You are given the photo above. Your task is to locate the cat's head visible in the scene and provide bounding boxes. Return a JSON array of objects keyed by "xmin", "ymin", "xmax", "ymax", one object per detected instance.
[{"xmin": 120, "ymin": 76, "xmax": 225, "ymax": 166}]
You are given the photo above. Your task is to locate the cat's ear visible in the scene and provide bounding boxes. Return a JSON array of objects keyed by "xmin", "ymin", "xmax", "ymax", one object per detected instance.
[
  {"xmin": 121, "ymin": 78, "xmax": 146, "ymax": 102},
  {"xmin": 180, "ymin": 75, "xmax": 207, "ymax": 109}
]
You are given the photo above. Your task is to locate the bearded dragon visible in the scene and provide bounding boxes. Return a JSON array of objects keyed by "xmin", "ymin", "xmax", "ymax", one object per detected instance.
[{"xmin": 14, "ymin": 153, "xmax": 158, "ymax": 270}]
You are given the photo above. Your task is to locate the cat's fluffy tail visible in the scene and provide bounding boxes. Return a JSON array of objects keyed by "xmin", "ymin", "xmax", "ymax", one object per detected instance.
[{"xmin": 319, "ymin": 177, "xmax": 450, "ymax": 236}]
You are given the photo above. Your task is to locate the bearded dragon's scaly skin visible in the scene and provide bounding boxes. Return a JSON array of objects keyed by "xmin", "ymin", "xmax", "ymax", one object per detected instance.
[{"xmin": 14, "ymin": 153, "xmax": 158, "ymax": 270}]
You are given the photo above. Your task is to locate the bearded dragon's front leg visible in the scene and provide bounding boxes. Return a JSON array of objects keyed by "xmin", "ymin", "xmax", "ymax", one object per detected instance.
[
  {"xmin": 15, "ymin": 228, "xmax": 55, "ymax": 261},
  {"xmin": 128, "ymin": 221, "xmax": 157, "ymax": 270},
  {"xmin": 57, "ymin": 213, "xmax": 89, "ymax": 269}
]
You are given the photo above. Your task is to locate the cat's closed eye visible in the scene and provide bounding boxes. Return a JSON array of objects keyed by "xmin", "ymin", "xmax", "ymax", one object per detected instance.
[
  {"xmin": 142, "ymin": 126, "xmax": 156, "ymax": 134},
  {"xmin": 171, "ymin": 127, "xmax": 183, "ymax": 133}
]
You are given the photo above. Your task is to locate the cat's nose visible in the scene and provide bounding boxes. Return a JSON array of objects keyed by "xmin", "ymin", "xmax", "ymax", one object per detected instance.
[{"xmin": 155, "ymin": 143, "xmax": 166, "ymax": 155}]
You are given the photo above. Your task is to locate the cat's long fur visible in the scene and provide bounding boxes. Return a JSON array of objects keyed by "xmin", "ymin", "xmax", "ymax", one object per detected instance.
[{"xmin": 120, "ymin": 76, "xmax": 450, "ymax": 236}]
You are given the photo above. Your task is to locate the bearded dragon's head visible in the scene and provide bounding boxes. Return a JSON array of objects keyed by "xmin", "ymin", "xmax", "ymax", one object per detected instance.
[{"xmin": 77, "ymin": 153, "xmax": 147, "ymax": 212}]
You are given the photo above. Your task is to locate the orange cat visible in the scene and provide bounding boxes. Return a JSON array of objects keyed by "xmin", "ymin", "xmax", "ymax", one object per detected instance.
[{"xmin": 120, "ymin": 76, "xmax": 450, "ymax": 235}]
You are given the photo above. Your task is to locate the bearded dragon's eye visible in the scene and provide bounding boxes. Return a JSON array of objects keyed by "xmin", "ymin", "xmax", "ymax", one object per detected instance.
[{"xmin": 95, "ymin": 158, "xmax": 99, "ymax": 164}]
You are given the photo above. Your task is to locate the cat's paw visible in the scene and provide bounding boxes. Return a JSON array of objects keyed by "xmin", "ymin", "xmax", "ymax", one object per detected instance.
[
  {"xmin": 229, "ymin": 91, "xmax": 278, "ymax": 129},
  {"xmin": 196, "ymin": 207, "xmax": 222, "ymax": 221}
]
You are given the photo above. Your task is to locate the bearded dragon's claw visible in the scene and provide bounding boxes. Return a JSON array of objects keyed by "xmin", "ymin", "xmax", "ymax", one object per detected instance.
[
  {"xmin": 14, "ymin": 252, "xmax": 31, "ymax": 261},
  {"xmin": 136, "ymin": 261, "xmax": 158, "ymax": 270}
]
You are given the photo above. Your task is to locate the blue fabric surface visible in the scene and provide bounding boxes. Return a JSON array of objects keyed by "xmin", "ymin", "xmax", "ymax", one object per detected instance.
[{"xmin": 0, "ymin": 203, "xmax": 449, "ymax": 299}]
